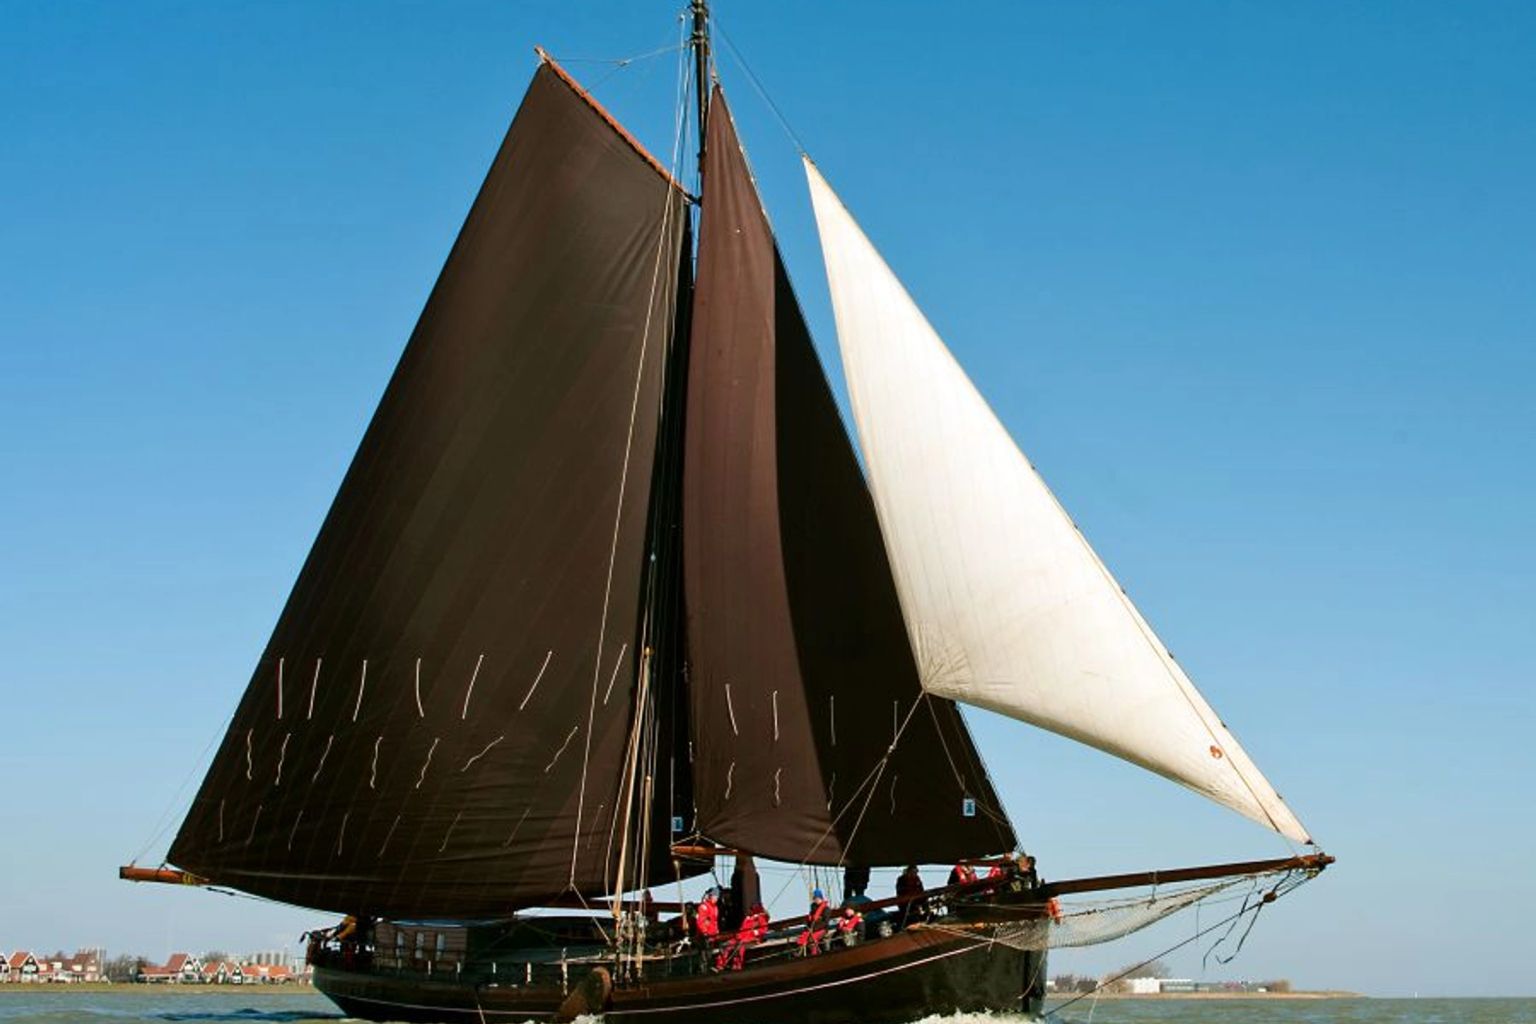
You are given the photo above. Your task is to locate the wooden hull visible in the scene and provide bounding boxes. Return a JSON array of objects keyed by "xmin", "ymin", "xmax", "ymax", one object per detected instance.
[{"xmin": 314, "ymin": 925, "xmax": 1047, "ymax": 1024}]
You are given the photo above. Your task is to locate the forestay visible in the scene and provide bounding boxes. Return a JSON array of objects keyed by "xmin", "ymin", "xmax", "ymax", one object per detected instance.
[{"xmin": 805, "ymin": 161, "xmax": 1310, "ymax": 844}]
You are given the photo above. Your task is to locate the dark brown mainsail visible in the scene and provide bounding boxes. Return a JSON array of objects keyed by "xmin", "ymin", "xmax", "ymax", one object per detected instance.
[
  {"xmin": 168, "ymin": 64, "xmax": 694, "ymax": 917},
  {"xmin": 681, "ymin": 90, "xmax": 1016, "ymax": 865}
]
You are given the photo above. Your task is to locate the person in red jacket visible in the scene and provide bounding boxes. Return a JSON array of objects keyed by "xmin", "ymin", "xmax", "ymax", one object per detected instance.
[
  {"xmin": 834, "ymin": 904, "xmax": 864, "ymax": 948},
  {"xmin": 717, "ymin": 902, "xmax": 769, "ymax": 971},
  {"xmin": 796, "ymin": 889, "xmax": 830, "ymax": 956},
  {"xmin": 695, "ymin": 889, "xmax": 720, "ymax": 949}
]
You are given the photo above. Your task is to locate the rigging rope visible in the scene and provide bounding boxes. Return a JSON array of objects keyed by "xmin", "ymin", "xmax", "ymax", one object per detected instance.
[
  {"xmin": 567, "ymin": 8, "xmax": 696, "ymax": 895},
  {"xmin": 759, "ymin": 695, "xmax": 928, "ymax": 912},
  {"xmin": 587, "ymin": 20, "xmax": 697, "ymax": 956},
  {"xmin": 712, "ymin": 15, "xmax": 808, "ymax": 156},
  {"xmin": 1045, "ymin": 869, "xmax": 1313, "ymax": 1019},
  {"xmin": 128, "ymin": 699, "xmax": 240, "ymax": 866}
]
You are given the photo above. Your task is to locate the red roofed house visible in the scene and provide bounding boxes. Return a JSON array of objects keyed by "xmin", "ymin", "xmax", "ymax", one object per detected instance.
[
  {"xmin": 208, "ymin": 962, "xmax": 245, "ymax": 985},
  {"xmin": 139, "ymin": 954, "xmax": 204, "ymax": 984},
  {"xmin": 246, "ymin": 963, "xmax": 293, "ymax": 984},
  {"xmin": 50, "ymin": 951, "xmax": 103, "ymax": 983},
  {"xmin": 7, "ymin": 953, "xmax": 41, "ymax": 983}
]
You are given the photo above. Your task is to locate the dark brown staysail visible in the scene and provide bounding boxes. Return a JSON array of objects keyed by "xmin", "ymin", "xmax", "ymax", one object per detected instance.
[
  {"xmin": 681, "ymin": 89, "xmax": 1016, "ymax": 865},
  {"xmin": 167, "ymin": 62, "xmax": 694, "ymax": 918}
]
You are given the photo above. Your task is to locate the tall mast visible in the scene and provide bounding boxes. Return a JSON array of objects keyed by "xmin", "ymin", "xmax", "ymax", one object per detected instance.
[
  {"xmin": 609, "ymin": 5, "xmax": 711, "ymax": 949},
  {"xmin": 691, "ymin": 0, "xmax": 710, "ymax": 179}
]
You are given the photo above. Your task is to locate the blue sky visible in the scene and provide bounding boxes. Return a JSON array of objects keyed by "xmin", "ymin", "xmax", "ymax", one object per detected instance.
[{"xmin": 2, "ymin": 0, "xmax": 1532, "ymax": 997}]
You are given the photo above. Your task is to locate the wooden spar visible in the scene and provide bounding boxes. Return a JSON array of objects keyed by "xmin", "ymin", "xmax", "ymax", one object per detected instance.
[
  {"xmin": 542, "ymin": 894, "xmax": 685, "ymax": 914},
  {"xmin": 1040, "ymin": 853, "xmax": 1334, "ymax": 898},
  {"xmin": 533, "ymin": 46, "xmax": 694, "ymax": 199},
  {"xmin": 751, "ymin": 853, "xmax": 1333, "ymax": 933},
  {"xmin": 119, "ymin": 865, "xmax": 207, "ymax": 886},
  {"xmin": 690, "ymin": 0, "xmax": 710, "ymax": 176}
]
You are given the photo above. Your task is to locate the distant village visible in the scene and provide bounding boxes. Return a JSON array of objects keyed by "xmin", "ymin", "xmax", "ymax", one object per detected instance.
[
  {"xmin": 1048, "ymin": 961, "xmax": 1295, "ymax": 996},
  {"xmin": 1, "ymin": 948, "xmax": 308, "ymax": 985}
]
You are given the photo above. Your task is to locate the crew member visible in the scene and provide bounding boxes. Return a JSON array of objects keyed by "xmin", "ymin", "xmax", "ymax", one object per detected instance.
[
  {"xmin": 895, "ymin": 865, "xmax": 925, "ymax": 928},
  {"xmin": 796, "ymin": 888, "xmax": 830, "ymax": 956},
  {"xmin": 948, "ymin": 861, "xmax": 978, "ymax": 886},
  {"xmin": 716, "ymin": 902, "xmax": 769, "ymax": 971},
  {"xmin": 842, "ymin": 863, "xmax": 871, "ymax": 900},
  {"xmin": 728, "ymin": 854, "xmax": 761, "ymax": 931},
  {"xmin": 333, "ymin": 915, "xmax": 361, "ymax": 969},
  {"xmin": 696, "ymin": 889, "xmax": 721, "ymax": 950},
  {"xmin": 1017, "ymin": 853, "xmax": 1040, "ymax": 889},
  {"xmin": 834, "ymin": 904, "xmax": 864, "ymax": 947}
]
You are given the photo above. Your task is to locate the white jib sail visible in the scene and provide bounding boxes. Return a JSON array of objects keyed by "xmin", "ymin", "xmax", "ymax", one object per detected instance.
[{"xmin": 805, "ymin": 159, "xmax": 1310, "ymax": 844}]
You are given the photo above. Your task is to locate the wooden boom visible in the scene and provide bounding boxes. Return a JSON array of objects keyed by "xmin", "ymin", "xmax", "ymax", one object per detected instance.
[
  {"xmin": 119, "ymin": 865, "xmax": 207, "ymax": 886},
  {"xmin": 1040, "ymin": 852, "xmax": 1333, "ymax": 898}
]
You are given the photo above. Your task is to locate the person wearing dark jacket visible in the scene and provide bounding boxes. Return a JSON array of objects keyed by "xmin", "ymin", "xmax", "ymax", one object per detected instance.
[
  {"xmin": 895, "ymin": 865, "xmax": 925, "ymax": 928},
  {"xmin": 728, "ymin": 854, "xmax": 760, "ymax": 931}
]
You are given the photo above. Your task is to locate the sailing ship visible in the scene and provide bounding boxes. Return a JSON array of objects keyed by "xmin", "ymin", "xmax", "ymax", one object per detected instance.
[{"xmin": 122, "ymin": 6, "xmax": 1331, "ymax": 1022}]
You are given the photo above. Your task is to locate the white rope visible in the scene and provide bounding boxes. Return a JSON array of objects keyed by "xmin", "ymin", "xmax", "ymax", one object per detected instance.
[
  {"xmin": 351, "ymin": 659, "xmax": 368, "ymax": 722},
  {"xmin": 460, "ymin": 735, "xmax": 504, "ymax": 773},
  {"xmin": 310, "ymin": 734, "xmax": 334, "ymax": 784},
  {"xmin": 307, "ymin": 657, "xmax": 321, "ymax": 720},
  {"xmin": 377, "ymin": 814, "xmax": 402, "ymax": 858},
  {"xmin": 518, "ymin": 650, "xmax": 554, "ymax": 711},
  {"xmin": 273, "ymin": 732, "xmax": 291, "ymax": 786},
  {"xmin": 567, "ymin": 149, "xmax": 678, "ymax": 883},
  {"xmin": 761, "ymin": 696, "xmax": 927, "ymax": 911},
  {"xmin": 569, "ymin": 22, "xmax": 695, "ymax": 887},
  {"xmin": 369, "ymin": 736, "xmax": 382, "ymax": 789},
  {"xmin": 414, "ymin": 737, "xmax": 439, "ymax": 789},
  {"xmin": 459, "ymin": 653, "xmax": 485, "ymax": 719},
  {"xmin": 601, "ymin": 642, "xmax": 629, "ymax": 706}
]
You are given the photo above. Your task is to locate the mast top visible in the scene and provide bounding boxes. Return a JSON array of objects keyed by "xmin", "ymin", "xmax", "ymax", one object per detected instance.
[{"xmin": 690, "ymin": 0, "xmax": 711, "ymax": 183}]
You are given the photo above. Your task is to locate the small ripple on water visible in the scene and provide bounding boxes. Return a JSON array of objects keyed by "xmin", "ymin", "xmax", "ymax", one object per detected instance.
[{"xmin": 157, "ymin": 1011, "xmax": 345, "ymax": 1022}]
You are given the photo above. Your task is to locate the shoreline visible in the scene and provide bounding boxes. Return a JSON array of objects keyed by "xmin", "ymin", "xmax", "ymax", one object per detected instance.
[
  {"xmin": 0, "ymin": 983, "xmax": 317, "ymax": 994},
  {"xmin": 1047, "ymin": 990, "xmax": 1362, "ymax": 1001}
]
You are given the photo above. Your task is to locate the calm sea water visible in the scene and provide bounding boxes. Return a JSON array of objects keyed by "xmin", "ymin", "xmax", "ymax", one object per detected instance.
[{"xmin": 1, "ymin": 991, "xmax": 1532, "ymax": 1024}]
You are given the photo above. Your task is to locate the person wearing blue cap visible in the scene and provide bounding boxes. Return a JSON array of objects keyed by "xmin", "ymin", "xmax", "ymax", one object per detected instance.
[{"xmin": 796, "ymin": 888, "xmax": 830, "ymax": 956}]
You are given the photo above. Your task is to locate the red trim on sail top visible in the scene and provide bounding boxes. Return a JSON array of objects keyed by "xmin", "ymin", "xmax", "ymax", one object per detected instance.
[{"xmin": 535, "ymin": 47, "xmax": 692, "ymax": 198}]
